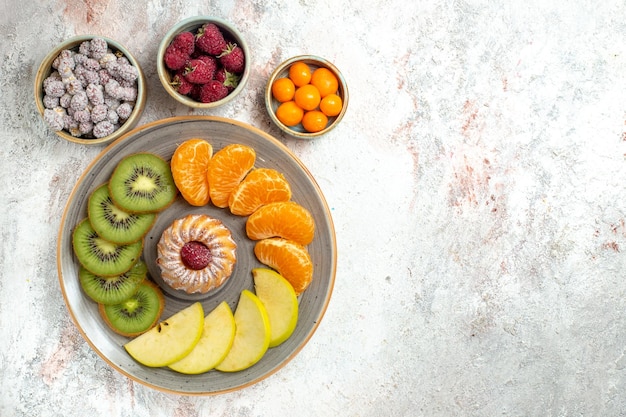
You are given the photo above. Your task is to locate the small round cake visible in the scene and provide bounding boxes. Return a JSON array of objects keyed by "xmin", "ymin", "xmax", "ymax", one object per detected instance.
[{"xmin": 156, "ymin": 214, "xmax": 237, "ymax": 294}]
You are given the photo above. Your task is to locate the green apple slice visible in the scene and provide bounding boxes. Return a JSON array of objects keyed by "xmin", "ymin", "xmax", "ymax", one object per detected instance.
[
  {"xmin": 124, "ymin": 302, "xmax": 204, "ymax": 367},
  {"xmin": 252, "ymin": 268, "xmax": 298, "ymax": 347},
  {"xmin": 168, "ymin": 301, "xmax": 236, "ymax": 374},
  {"xmin": 215, "ymin": 290, "xmax": 270, "ymax": 372}
]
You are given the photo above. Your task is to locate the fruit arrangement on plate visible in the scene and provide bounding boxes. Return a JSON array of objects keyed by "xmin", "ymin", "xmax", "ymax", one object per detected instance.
[{"xmin": 71, "ymin": 138, "xmax": 316, "ymax": 374}]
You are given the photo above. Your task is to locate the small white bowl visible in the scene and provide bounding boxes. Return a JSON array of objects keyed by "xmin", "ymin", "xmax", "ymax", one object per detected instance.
[
  {"xmin": 34, "ymin": 35, "xmax": 146, "ymax": 146},
  {"xmin": 157, "ymin": 16, "xmax": 250, "ymax": 109},
  {"xmin": 265, "ymin": 55, "xmax": 348, "ymax": 139}
]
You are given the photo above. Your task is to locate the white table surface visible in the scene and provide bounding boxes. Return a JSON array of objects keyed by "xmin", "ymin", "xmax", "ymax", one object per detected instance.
[{"xmin": 2, "ymin": 0, "xmax": 626, "ymax": 415}]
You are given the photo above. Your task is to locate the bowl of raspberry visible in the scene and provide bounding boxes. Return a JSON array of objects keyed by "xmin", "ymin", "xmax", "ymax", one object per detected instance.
[
  {"xmin": 34, "ymin": 35, "xmax": 146, "ymax": 145},
  {"xmin": 157, "ymin": 16, "xmax": 250, "ymax": 109},
  {"xmin": 265, "ymin": 55, "xmax": 348, "ymax": 139}
]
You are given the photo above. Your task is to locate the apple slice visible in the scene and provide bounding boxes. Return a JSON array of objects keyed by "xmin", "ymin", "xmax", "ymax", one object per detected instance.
[
  {"xmin": 252, "ymin": 268, "xmax": 298, "ymax": 347},
  {"xmin": 168, "ymin": 301, "xmax": 236, "ymax": 374},
  {"xmin": 215, "ymin": 290, "xmax": 270, "ymax": 372},
  {"xmin": 124, "ymin": 302, "xmax": 204, "ymax": 367}
]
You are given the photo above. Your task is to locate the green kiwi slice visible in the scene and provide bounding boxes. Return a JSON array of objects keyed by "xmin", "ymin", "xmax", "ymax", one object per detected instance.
[
  {"xmin": 72, "ymin": 218, "xmax": 143, "ymax": 277},
  {"xmin": 99, "ymin": 280, "xmax": 165, "ymax": 337},
  {"xmin": 88, "ymin": 183, "xmax": 156, "ymax": 244},
  {"xmin": 108, "ymin": 153, "xmax": 177, "ymax": 213},
  {"xmin": 79, "ymin": 260, "xmax": 147, "ymax": 305}
]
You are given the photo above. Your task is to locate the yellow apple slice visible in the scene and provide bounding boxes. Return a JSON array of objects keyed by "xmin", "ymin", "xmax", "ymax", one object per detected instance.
[
  {"xmin": 215, "ymin": 290, "xmax": 270, "ymax": 372},
  {"xmin": 168, "ymin": 301, "xmax": 236, "ymax": 374},
  {"xmin": 252, "ymin": 268, "xmax": 298, "ymax": 347},
  {"xmin": 124, "ymin": 302, "xmax": 204, "ymax": 367}
]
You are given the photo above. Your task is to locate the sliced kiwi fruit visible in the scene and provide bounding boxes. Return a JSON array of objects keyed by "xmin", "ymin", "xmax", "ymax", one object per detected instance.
[
  {"xmin": 108, "ymin": 153, "xmax": 177, "ymax": 213},
  {"xmin": 99, "ymin": 280, "xmax": 165, "ymax": 337},
  {"xmin": 88, "ymin": 183, "xmax": 156, "ymax": 244},
  {"xmin": 79, "ymin": 260, "xmax": 147, "ymax": 305},
  {"xmin": 72, "ymin": 218, "xmax": 143, "ymax": 277}
]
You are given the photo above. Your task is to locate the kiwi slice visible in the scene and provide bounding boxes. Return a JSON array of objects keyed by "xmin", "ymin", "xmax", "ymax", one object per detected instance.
[
  {"xmin": 108, "ymin": 153, "xmax": 177, "ymax": 213},
  {"xmin": 99, "ymin": 280, "xmax": 165, "ymax": 337},
  {"xmin": 72, "ymin": 218, "xmax": 143, "ymax": 277},
  {"xmin": 79, "ymin": 260, "xmax": 147, "ymax": 305},
  {"xmin": 88, "ymin": 183, "xmax": 156, "ymax": 244}
]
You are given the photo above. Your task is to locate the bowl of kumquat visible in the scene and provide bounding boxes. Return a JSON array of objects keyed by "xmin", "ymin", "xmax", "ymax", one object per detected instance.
[{"xmin": 265, "ymin": 55, "xmax": 348, "ymax": 139}]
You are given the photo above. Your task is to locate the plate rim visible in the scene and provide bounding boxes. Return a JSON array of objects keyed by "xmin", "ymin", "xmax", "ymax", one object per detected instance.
[{"xmin": 56, "ymin": 115, "xmax": 337, "ymax": 395}]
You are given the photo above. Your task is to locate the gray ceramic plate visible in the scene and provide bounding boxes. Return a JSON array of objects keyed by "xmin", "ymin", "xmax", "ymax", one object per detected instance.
[{"xmin": 56, "ymin": 116, "xmax": 336, "ymax": 395}]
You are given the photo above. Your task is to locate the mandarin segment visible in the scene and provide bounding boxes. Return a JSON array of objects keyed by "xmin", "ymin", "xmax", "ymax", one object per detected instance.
[
  {"xmin": 228, "ymin": 168, "xmax": 292, "ymax": 216},
  {"xmin": 246, "ymin": 201, "xmax": 315, "ymax": 246},
  {"xmin": 253, "ymin": 238, "xmax": 313, "ymax": 295},
  {"xmin": 207, "ymin": 144, "xmax": 256, "ymax": 208},
  {"xmin": 170, "ymin": 138, "xmax": 213, "ymax": 206}
]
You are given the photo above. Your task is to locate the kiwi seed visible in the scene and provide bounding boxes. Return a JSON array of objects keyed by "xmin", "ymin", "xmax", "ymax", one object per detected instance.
[
  {"xmin": 108, "ymin": 153, "xmax": 177, "ymax": 213},
  {"xmin": 79, "ymin": 260, "xmax": 147, "ymax": 305},
  {"xmin": 99, "ymin": 280, "xmax": 165, "ymax": 337},
  {"xmin": 88, "ymin": 183, "xmax": 156, "ymax": 244},
  {"xmin": 72, "ymin": 218, "xmax": 143, "ymax": 277}
]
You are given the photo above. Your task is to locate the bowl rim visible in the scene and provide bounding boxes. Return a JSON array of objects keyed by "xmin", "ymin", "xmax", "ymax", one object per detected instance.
[
  {"xmin": 156, "ymin": 15, "xmax": 251, "ymax": 109},
  {"xmin": 265, "ymin": 55, "xmax": 349, "ymax": 139},
  {"xmin": 34, "ymin": 35, "xmax": 146, "ymax": 146}
]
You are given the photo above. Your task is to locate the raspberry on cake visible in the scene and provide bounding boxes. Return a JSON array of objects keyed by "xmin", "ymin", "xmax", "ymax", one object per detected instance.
[{"xmin": 156, "ymin": 214, "xmax": 237, "ymax": 294}]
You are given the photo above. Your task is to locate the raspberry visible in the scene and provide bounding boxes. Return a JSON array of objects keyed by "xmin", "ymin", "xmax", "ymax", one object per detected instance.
[
  {"xmin": 196, "ymin": 23, "xmax": 227, "ymax": 55},
  {"xmin": 214, "ymin": 67, "xmax": 240, "ymax": 91},
  {"xmin": 171, "ymin": 31, "xmax": 195, "ymax": 55},
  {"xmin": 183, "ymin": 58, "xmax": 216, "ymax": 84},
  {"xmin": 199, "ymin": 80, "xmax": 229, "ymax": 103},
  {"xmin": 163, "ymin": 45, "xmax": 189, "ymax": 71},
  {"xmin": 180, "ymin": 241, "xmax": 212, "ymax": 270},
  {"xmin": 218, "ymin": 43, "xmax": 245, "ymax": 73},
  {"xmin": 171, "ymin": 71, "xmax": 194, "ymax": 95}
]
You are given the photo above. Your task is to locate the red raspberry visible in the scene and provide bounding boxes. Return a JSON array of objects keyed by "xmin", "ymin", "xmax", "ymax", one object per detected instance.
[
  {"xmin": 199, "ymin": 80, "xmax": 229, "ymax": 103},
  {"xmin": 214, "ymin": 67, "xmax": 241, "ymax": 91},
  {"xmin": 196, "ymin": 23, "xmax": 227, "ymax": 55},
  {"xmin": 183, "ymin": 58, "xmax": 216, "ymax": 84},
  {"xmin": 180, "ymin": 241, "xmax": 212, "ymax": 270},
  {"xmin": 194, "ymin": 54, "xmax": 218, "ymax": 69},
  {"xmin": 164, "ymin": 45, "xmax": 189, "ymax": 71},
  {"xmin": 171, "ymin": 31, "xmax": 195, "ymax": 55},
  {"xmin": 218, "ymin": 43, "xmax": 245, "ymax": 73},
  {"xmin": 171, "ymin": 71, "xmax": 194, "ymax": 95}
]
